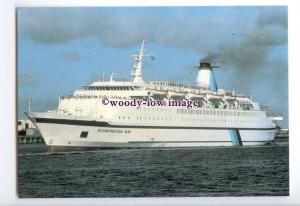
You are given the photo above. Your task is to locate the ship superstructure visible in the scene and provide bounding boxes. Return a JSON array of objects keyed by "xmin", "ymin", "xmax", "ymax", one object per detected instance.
[{"xmin": 26, "ymin": 40, "xmax": 282, "ymax": 151}]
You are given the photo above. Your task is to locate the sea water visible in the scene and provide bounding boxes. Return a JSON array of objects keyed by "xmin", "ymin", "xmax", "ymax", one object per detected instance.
[{"xmin": 18, "ymin": 142, "xmax": 289, "ymax": 197}]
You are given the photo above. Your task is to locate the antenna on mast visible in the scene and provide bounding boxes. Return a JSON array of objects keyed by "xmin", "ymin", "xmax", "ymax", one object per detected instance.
[
  {"xmin": 131, "ymin": 40, "xmax": 155, "ymax": 83},
  {"xmin": 28, "ymin": 98, "xmax": 31, "ymax": 112}
]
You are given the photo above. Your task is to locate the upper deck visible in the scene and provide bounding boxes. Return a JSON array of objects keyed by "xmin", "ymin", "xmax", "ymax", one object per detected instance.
[{"xmin": 73, "ymin": 79, "xmax": 249, "ymax": 99}]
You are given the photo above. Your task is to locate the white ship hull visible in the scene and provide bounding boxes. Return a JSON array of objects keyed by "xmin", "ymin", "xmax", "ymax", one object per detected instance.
[{"xmin": 27, "ymin": 112, "xmax": 276, "ymax": 152}]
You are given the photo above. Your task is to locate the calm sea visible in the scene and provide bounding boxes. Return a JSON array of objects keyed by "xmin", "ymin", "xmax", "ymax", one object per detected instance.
[{"xmin": 18, "ymin": 142, "xmax": 289, "ymax": 198}]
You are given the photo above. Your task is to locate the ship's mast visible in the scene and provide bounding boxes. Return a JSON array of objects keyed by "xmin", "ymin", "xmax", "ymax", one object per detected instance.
[
  {"xmin": 131, "ymin": 40, "xmax": 146, "ymax": 83},
  {"xmin": 28, "ymin": 98, "xmax": 31, "ymax": 112},
  {"xmin": 109, "ymin": 71, "xmax": 116, "ymax": 82}
]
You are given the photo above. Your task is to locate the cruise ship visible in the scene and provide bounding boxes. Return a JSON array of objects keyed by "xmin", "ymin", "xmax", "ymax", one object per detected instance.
[{"xmin": 26, "ymin": 40, "xmax": 282, "ymax": 152}]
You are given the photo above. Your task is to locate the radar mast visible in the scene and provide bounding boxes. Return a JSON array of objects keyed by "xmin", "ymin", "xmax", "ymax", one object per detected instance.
[{"xmin": 131, "ymin": 40, "xmax": 154, "ymax": 83}]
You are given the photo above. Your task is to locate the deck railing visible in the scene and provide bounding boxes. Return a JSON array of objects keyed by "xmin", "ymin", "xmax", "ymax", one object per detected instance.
[{"xmin": 145, "ymin": 80, "xmax": 204, "ymax": 90}]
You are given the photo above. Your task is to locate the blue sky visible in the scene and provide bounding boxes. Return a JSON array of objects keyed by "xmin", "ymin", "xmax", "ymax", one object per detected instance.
[{"xmin": 17, "ymin": 6, "xmax": 288, "ymax": 127}]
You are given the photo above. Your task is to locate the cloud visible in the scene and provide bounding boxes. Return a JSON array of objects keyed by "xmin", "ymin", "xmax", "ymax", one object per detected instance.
[
  {"xmin": 18, "ymin": 9, "xmax": 94, "ymax": 44},
  {"xmin": 61, "ymin": 51, "xmax": 81, "ymax": 61},
  {"xmin": 17, "ymin": 7, "xmax": 287, "ymax": 85},
  {"xmin": 18, "ymin": 7, "xmax": 287, "ymax": 75},
  {"xmin": 17, "ymin": 7, "xmax": 255, "ymax": 50},
  {"xmin": 18, "ymin": 71, "xmax": 39, "ymax": 87},
  {"xmin": 201, "ymin": 8, "xmax": 287, "ymax": 70},
  {"xmin": 199, "ymin": 7, "xmax": 288, "ymax": 99}
]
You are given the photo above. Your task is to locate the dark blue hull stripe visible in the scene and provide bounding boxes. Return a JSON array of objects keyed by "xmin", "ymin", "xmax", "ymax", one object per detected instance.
[
  {"xmin": 34, "ymin": 118, "xmax": 275, "ymax": 131},
  {"xmin": 235, "ymin": 130, "xmax": 243, "ymax": 146}
]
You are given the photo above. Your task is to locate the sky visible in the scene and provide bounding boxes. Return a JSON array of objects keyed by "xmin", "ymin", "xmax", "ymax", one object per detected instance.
[{"xmin": 17, "ymin": 6, "xmax": 288, "ymax": 127}]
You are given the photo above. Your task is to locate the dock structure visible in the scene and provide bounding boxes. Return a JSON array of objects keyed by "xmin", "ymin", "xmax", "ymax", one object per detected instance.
[
  {"xmin": 18, "ymin": 135, "xmax": 44, "ymax": 144},
  {"xmin": 275, "ymin": 128, "xmax": 289, "ymax": 138},
  {"xmin": 18, "ymin": 119, "xmax": 45, "ymax": 144}
]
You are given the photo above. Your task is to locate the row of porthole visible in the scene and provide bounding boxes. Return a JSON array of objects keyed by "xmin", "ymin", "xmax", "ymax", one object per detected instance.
[
  {"xmin": 177, "ymin": 109, "xmax": 261, "ymax": 117},
  {"xmin": 118, "ymin": 116, "xmax": 173, "ymax": 121},
  {"xmin": 117, "ymin": 116, "xmax": 259, "ymax": 124},
  {"xmin": 181, "ymin": 118, "xmax": 257, "ymax": 123},
  {"xmin": 136, "ymin": 107, "xmax": 172, "ymax": 112},
  {"xmin": 135, "ymin": 107, "xmax": 263, "ymax": 118},
  {"xmin": 136, "ymin": 116, "xmax": 172, "ymax": 121},
  {"xmin": 118, "ymin": 116, "xmax": 130, "ymax": 120}
]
